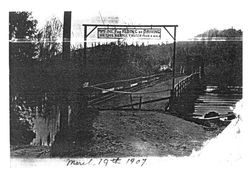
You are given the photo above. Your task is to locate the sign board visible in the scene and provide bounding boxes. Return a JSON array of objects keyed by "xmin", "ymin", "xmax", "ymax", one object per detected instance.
[{"xmin": 97, "ymin": 28, "xmax": 161, "ymax": 39}]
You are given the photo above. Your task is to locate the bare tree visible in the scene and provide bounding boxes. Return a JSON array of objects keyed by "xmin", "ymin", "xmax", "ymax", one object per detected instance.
[{"xmin": 37, "ymin": 16, "xmax": 63, "ymax": 62}]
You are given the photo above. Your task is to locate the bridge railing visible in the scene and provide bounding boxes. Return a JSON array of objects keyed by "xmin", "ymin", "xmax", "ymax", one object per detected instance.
[
  {"xmin": 174, "ymin": 72, "xmax": 200, "ymax": 98},
  {"xmin": 85, "ymin": 72, "xmax": 175, "ymax": 102}
]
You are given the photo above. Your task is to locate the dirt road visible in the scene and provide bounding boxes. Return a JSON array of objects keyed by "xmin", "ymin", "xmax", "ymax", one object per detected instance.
[{"xmin": 88, "ymin": 110, "xmax": 222, "ymax": 157}]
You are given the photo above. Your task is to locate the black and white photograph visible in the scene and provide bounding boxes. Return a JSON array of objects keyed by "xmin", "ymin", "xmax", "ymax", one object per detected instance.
[{"xmin": 2, "ymin": 0, "xmax": 249, "ymax": 186}]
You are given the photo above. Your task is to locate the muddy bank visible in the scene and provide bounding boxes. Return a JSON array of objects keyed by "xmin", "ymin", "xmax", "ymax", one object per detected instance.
[
  {"xmin": 90, "ymin": 110, "xmax": 226, "ymax": 157},
  {"xmin": 48, "ymin": 110, "xmax": 224, "ymax": 158},
  {"xmin": 10, "ymin": 145, "xmax": 50, "ymax": 158},
  {"xmin": 11, "ymin": 109, "xmax": 227, "ymax": 158}
]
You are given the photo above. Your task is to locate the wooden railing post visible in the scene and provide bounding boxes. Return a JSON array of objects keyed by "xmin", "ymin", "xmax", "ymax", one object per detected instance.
[
  {"xmin": 130, "ymin": 94, "xmax": 134, "ymax": 110},
  {"xmin": 169, "ymin": 89, "xmax": 175, "ymax": 111},
  {"xmin": 139, "ymin": 96, "xmax": 142, "ymax": 110}
]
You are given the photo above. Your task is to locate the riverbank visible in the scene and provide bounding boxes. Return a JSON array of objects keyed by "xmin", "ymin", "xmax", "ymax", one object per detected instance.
[
  {"xmin": 49, "ymin": 110, "xmax": 226, "ymax": 157},
  {"xmin": 10, "ymin": 109, "xmax": 228, "ymax": 158},
  {"xmin": 10, "ymin": 145, "xmax": 50, "ymax": 158}
]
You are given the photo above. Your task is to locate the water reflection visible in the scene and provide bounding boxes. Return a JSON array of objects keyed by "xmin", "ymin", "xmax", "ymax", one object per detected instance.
[{"xmin": 31, "ymin": 105, "xmax": 61, "ymax": 146}]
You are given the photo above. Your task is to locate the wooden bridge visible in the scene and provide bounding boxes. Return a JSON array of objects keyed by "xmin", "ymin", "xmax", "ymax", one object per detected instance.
[
  {"xmin": 83, "ymin": 71, "xmax": 204, "ymax": 113},
  {"xmin": 169, "ymin": 72, "xmax": 204, "ymax": 114}
]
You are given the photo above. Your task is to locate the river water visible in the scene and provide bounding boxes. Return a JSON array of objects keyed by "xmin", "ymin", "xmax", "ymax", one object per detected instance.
[
  {"xmin": 31, "ymin": 105, "xmax": 61, "ymax": 146},
  {"xmin": 193, "ymin": 86, "xmax": 242, "ymax": 119}
]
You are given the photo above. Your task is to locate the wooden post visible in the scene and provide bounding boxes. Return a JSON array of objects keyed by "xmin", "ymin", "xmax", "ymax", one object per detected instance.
[
  {"xmin": 171, "ymin": 27, "xmax": 177, "ymax": 91},
  {"xmin": 62, "ymin": 11, "xmax": 71, "ymax": 62},
  {"xmin": 130, "ymin": 94, "xmax": 134, "ymax": 110},
  {"xmin": 169, "ymin": 27, "xmax": 177, "ymax": 111},
  {"xmin": 139, "ymin": 96, "xmax": 142, "ymax": 110},
  {"xmin": 83, "ymin": 25, "xmax": 87, "ymax": 71},
  {"xmin": 60, "ymin": 11, "xmax": 71, "ymax": 131}
]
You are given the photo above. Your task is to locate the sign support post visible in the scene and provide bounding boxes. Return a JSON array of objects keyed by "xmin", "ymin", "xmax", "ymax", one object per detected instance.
[
  {"xmin": 172, "ymin": 26, "xmax": 177, "ymax": 91},
  {"xmin": 83, "ymin": 25, "xmax": 87, "ymax": 72},
  {"xmin": 60, "ymin": 11, "xmax": 71, "ymax": 131}
]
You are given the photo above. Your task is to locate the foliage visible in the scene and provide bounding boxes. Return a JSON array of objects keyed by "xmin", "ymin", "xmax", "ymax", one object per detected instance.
[
  {"xmin": 197, "ymin": 28, "xmax": 242, "ymax": 39},
  {"xmin": 71, "ymin": 42, "xmax": 173, "ymax": 84},
  {"xmin": 9, "ymin": 12, "xmax": 38, "ymax": 97},
  {"xmin": 195, "ymin": 28, "xmax": 242, "ymax": 87},
  {"xmin": 70, "ymin": 29, "xmax": 242, "ymax": 88},
  {"xmin": 37, "ymin": 16, "xmax": 63, "ymax": 63},
  {"xmin": 9, "ymin": 12, "xmax": 38, "ymax": 145},
  {"xmin": 9, "ymin": 12, "xmax": 38, "ymax": 64},
  {"xmin": 10, "ymin": 97, "xmax": 36, "ymax": 145}
]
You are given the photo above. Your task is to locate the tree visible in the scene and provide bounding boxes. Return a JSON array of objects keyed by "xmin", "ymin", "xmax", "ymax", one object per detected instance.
[
  {"xmin": 37, "ymin": 16, "xmax": 63, "ymax": 63},
  {"xmin": 9, "ymin": 12, "xmax": 38, "ymax": 64},
  {"xmin": 195, "ymin": 28, "xmax": 242, "ymax": 88},
  {"xmin": 9, "ymin": 12, "xmax": 39, "ymax": 96},
  {"xmin": 9, "ymin": 12, "xmax": 38, "ymax": 145}
]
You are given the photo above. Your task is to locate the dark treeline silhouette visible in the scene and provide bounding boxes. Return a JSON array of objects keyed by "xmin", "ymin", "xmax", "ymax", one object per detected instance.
[
  {"xmin": 9, "ymin": 12, "xmax": 38, "ymax": 145},
  {"xmin": 72, "ymin": 42, "xmax": 173, "ymax": 85},
  {"xmin": 197, "ymin": 28, "xmax": 242, "ymax": 89},
  {"xmin": 9, "ymin": 11, "xmax": 242, "ymax": 145}
]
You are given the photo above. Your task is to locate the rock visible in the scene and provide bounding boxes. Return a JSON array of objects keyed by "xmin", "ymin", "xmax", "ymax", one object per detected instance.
[{"xmin": 204, "ymin": 111, "xmax": 219, "ymax": 118}]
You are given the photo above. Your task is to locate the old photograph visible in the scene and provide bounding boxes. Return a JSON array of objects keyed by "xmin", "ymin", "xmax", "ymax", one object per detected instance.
[{"xmin": 9, "ymin": 2, "xmax": 244, "ymax": 166}]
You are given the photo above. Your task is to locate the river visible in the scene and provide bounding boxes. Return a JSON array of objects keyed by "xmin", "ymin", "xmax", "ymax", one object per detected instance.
[{"xmin": 193, "ymin": 86, "xmax": 242, "ymax": 119}]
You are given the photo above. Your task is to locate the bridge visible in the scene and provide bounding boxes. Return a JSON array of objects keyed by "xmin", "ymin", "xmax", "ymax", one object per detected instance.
[
  {"xmin": 82, "ymin": 71, "xmax": 204, "ymax": 114},
  {"xmin": 169, "ymin": 72, "xmax": 203, "ymax": 114}
]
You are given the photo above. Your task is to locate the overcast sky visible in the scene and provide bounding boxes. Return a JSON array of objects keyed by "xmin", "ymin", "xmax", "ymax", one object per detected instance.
[{"xmin": 22, "ymin": 0, "xmax": 245, "ymax": 46}]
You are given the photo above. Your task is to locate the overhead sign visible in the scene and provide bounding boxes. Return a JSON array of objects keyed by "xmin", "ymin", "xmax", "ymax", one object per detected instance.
[{"xmin": 97, "ymin": 28, "xmax": 161, "ymax": 39}]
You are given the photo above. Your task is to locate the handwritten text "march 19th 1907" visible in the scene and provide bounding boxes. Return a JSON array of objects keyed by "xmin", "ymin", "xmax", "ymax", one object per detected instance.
[{"xmin": 66, "ymin": 158, "xmax": 147, "ymax": 167}]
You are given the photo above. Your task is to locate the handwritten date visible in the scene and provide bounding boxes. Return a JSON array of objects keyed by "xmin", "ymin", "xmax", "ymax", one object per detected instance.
[{"xmin": 66, "ymin": 157, "xmax": 147, "ymax": 167}]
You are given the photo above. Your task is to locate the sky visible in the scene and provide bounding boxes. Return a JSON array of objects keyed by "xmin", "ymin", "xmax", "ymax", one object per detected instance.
[{"xmin": 26, "ymin": 0, "xmax": 245, "ymax": 46}]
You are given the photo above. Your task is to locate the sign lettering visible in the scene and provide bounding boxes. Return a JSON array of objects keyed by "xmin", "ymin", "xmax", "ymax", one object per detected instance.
[{"xmin": 97, "ymin": 28, "xmax": 161, "ymax": 39}]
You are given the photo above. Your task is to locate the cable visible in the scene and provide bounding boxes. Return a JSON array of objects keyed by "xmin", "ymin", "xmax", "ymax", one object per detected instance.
[
  {"xmin": 91, "ymin": 72, "xmax": 166, "ymax": 87},
  {"xmin": 87, "ymin": 85, "xmax": 171, "ymax": 95}
]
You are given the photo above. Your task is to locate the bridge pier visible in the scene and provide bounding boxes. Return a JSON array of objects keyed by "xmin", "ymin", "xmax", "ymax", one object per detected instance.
[{"xmin": 168, "ymin": 72, "xmax": 204, "ymax": 115}]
